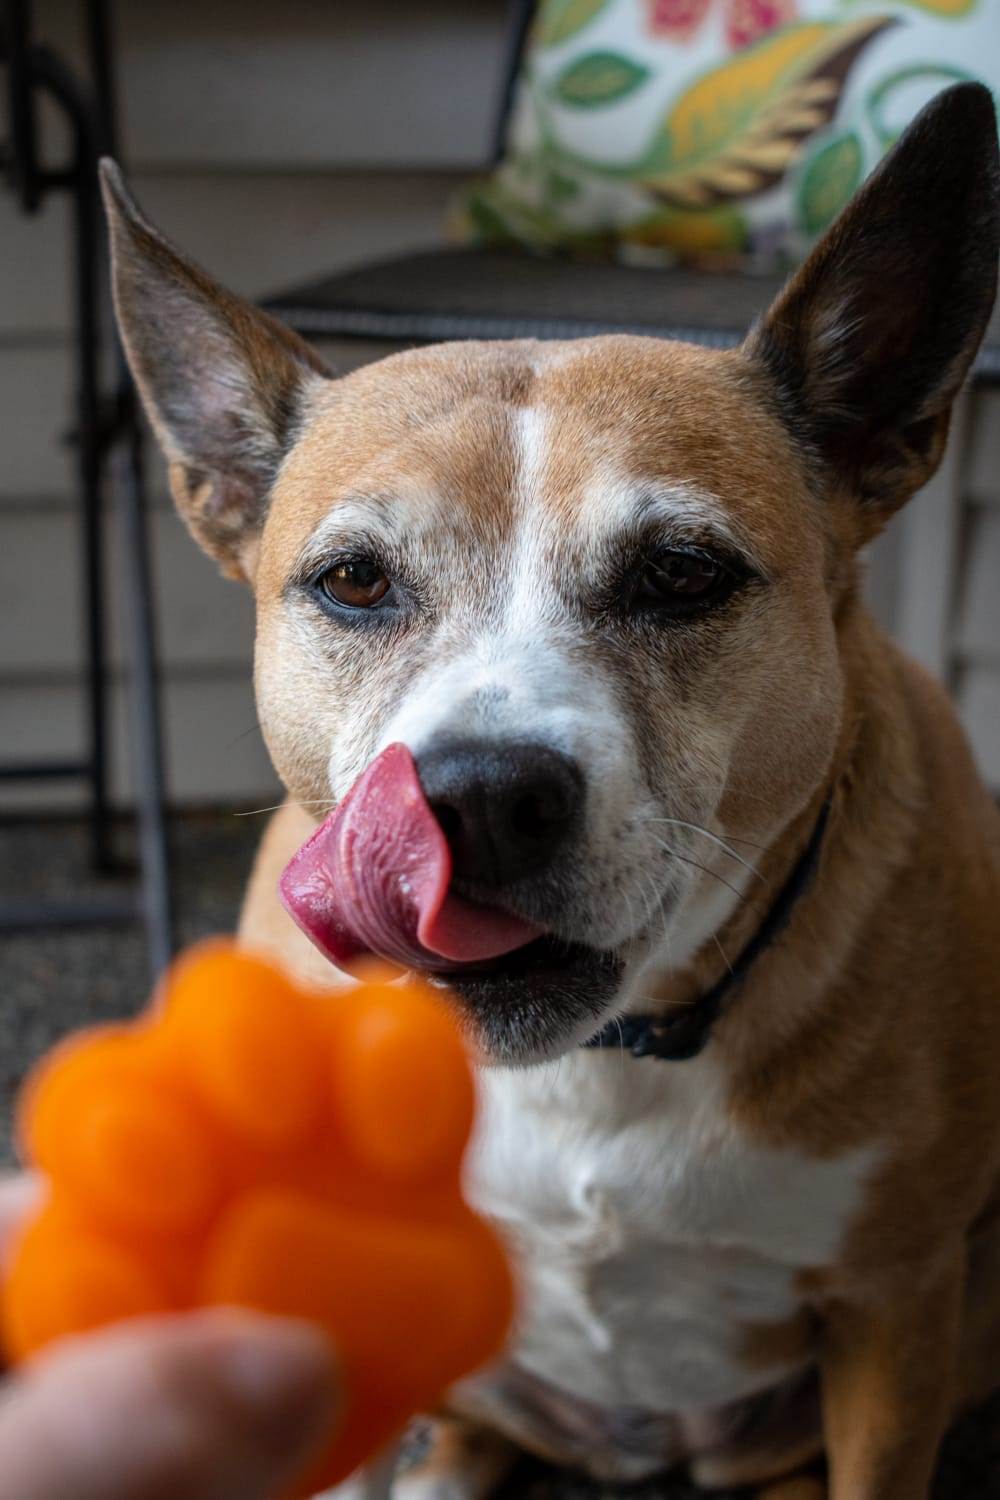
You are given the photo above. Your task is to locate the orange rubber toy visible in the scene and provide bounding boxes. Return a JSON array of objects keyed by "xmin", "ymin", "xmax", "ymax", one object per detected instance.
[{"xmin": 2, "ymin": 943, "xmax": 513, "ymax": 1495}]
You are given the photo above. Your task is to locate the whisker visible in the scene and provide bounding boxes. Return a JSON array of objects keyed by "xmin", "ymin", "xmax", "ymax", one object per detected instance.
[
  {"xmin": 616, "ymin": 1015, "xmax": 628, "ymax": 1077},
  {"xmin": 225, "ymin": 719, "xmax": 266, "ymax": 750},
  {"xmin": 633, "ymin": 993, "xmax": 699, "ymax": 1009},
  {"xmin": 625, "ymin": 866, "xmax": 669, "ymax": 958},
  {"xmin": 709, "ymin": 830, "xmax": 767, "ymax": 851},
  {"xmin": 644, "ymin": 869, "xmax": 675, "ymax": 973},
  {"xmin": 648, "ymin": 835, "xmax": 748, "ymax": 906},
  {"xmin": 641, "ymin": 869, "xmax": 669, "ymax": 937},
  {"xmin": 713, "ymin": 932, "xmax": 733, "ymax": 976},
  {"xmin": 232, "ymin": 798, "xmax": 338, "ymax": 818},
  {"xmin": 645, "ymin": 818, "xmax": 764, "ymax": 883},
  {"xmin": 621, "ymin": 884, "xmax": 638, "ymax": 945},
  {"xmin": 632, "ymin": 874, "xmax": 658, "ymax": 944}
]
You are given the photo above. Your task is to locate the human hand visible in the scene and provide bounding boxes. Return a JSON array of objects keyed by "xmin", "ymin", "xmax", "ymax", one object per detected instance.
[{"xmin": 0, "ymin": 1175, "xmax": 338, "ymax": 1500}]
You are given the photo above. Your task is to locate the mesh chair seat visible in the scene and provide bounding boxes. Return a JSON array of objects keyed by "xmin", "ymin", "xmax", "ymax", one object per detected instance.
[{"xmin": 265, "ymin": 246, "xmax": 1000, "ymax": 383}]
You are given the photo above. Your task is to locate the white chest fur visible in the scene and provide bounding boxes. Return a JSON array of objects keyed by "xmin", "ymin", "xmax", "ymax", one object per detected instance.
[{"xmin": 466, "ymin": 1051, "xmax": 878, "ymax": 1425}]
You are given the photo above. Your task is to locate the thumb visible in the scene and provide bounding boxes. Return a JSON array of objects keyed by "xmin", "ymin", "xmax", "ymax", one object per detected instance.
[
  {"xmin": 0, "ymin": 1308, "xmax": 338, "ymax": 1500},
  {"xmin": 0, "ymin": 1174, "xmax": 42, "ymax": 1268}
]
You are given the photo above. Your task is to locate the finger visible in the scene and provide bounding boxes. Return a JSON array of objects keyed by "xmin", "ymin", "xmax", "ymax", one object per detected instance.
[
  {"xmin": 0, "ymin": 1308, "xmax": 338, "ymax": 1500},
  {"xmin": 0, "ymin": 1173, "xmax": 42, "ymax": 1269}
]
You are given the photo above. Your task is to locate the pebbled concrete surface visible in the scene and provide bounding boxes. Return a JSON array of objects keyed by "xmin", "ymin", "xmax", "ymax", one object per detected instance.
[
  {"xmin": 0, "ymin": 811, "xmax": 997, "ymax": 1497},
  {"xmin": 0, "ymin": 810, "xmax": 263, "ymax": 1163}
]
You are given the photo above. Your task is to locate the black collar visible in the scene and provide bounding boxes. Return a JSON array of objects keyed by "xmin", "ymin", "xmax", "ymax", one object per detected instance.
[{"xmin": 582, "ymin": 796, "xmax": 833, "ymax": 1063}]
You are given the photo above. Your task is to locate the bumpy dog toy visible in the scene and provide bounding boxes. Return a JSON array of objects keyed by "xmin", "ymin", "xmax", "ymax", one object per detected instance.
[{"xmin": 1, "ymin": 944, "xmax": 513, "ymax": 1496}]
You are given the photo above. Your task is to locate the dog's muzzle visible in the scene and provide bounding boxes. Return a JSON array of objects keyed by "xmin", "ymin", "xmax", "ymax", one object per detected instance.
[{"xmin": 279, "ymin": 739, "xmax": 621, "ymax": 1061}]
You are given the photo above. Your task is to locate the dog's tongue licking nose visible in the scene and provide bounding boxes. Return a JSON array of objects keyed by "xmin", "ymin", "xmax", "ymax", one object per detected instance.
[{"xmin": 279, "ymin": 742, "xmax": 540, "ymax": 972}]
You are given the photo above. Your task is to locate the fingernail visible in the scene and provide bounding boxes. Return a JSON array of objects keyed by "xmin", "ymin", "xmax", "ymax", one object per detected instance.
[{"xmin": 209, "ymin": 1315, "xmax": 337, "ymax": 1426}]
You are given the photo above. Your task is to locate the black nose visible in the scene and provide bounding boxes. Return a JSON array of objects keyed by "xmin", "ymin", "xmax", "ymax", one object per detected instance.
[{"xmin": 415, "ymin": 739, "xmax": 584, "ymax": 889}]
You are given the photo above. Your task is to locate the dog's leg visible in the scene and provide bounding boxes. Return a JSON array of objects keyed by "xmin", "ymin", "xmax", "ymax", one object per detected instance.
[
  {"xmin": 958, "ymin": 1197, "xmax": 1000, "ymax": 1406},
  {"xmin": 393, "ymin": 1417, "xmax": 519, "ymax": 1500},
  {"xmin": 692, "ymin": 1431, "xmax": 824, "ymax": 1493},
  {"xmin": 322, "ymin": 1419, "xmax": 519, "ymax": 1500},
  {"xmin": 818, "ymin": 1258, "xmax": 963, "ymax": 1500},
  {"xmin": 752, "ymin": 1476, "xmax": 826, "ymax": 1500}
]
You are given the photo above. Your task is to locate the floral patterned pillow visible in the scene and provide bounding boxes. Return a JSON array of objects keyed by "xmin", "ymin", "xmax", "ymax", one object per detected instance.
[{"xmin": 458, "ymin": 0, "xmax": 1000, "ymax": 266}]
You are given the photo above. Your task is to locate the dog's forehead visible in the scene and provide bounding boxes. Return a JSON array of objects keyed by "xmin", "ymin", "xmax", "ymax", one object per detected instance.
[{"xmin": 263, "ymin": 336, "xmax": 810, "ymax": 579}]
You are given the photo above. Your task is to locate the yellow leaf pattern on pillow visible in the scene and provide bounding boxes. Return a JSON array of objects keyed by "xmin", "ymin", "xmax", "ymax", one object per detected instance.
[{"xmin": 637, "ymin": 17, "xmax": 894, "ymax": 207}]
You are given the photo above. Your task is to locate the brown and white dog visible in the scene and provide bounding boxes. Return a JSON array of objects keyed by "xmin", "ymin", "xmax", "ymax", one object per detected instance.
[{"xmin": 102, "ymin": 83, "xmax": 1000, "ymax": 1500}]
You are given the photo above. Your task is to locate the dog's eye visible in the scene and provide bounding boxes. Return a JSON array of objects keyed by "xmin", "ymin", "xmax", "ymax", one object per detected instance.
[
  {"xmin": 318, "ymin": 559, "xmax": 391, "ymax": 610},
  {"xmin": 636, "ymin": 550, "xmax": 728, "ymax": 610}
]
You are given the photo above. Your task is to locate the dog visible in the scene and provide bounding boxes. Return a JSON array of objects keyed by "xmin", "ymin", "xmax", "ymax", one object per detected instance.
[{"xmin": 101, "ymin": 81, "xmax": 1000, "ymax": 1500}]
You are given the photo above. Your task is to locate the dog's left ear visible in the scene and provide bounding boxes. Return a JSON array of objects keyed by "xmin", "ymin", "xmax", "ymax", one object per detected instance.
[
  {"xmin": 745, "ymin": 82, "xmax": 999, "ymax": 535},
  {"xmin": 100, "ymin": 160, "xmax": 333, "ymax": 581}
]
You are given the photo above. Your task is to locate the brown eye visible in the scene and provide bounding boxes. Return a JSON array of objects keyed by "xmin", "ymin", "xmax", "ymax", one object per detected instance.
[
  {"xmin": 319, "ymin": 559, "xmax": 391, "ymax": 609},
  {"xmin": 637, "ymin": 550, "xmax": 725, "ymax": 607}
]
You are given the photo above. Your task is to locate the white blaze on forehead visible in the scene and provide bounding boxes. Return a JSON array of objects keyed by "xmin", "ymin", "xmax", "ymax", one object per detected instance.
[
  {"xmin": 505, "ymin": 404, "xmax": 567, "ymax": 632},
  {"xmin": 516, "ymin": 404, "xmax": 549, "ymax": 503},
  {"xmin": 377, "ymin": 402, "xmax": 610, "ymax": 751}
]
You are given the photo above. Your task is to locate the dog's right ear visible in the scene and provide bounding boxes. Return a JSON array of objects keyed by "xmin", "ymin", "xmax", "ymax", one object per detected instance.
[
  {"xmin": 100, "ymin": 161, "xmax": 332, "ymax": 581},
  {"xmin": 745, "ymin": 83, "xmax": 999, "ymax": 538}
]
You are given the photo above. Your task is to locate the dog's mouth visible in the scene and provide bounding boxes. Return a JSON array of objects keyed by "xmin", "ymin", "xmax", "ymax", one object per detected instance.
[
  {"xmin": 279, "ymin": 744, "xmax": 623, "ymax": 1060},
  {"xmin": 428, "ymin": 934, "xmax": 623, "ymax": 1063},
  {"xmin": 279, "ymin": 742, "xmax": 543, "ymax": 973}
]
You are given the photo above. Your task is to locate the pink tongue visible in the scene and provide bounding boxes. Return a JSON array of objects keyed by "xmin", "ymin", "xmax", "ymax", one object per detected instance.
[{"xmin": 279, "ymin": 743, "xmax": 541, "ymax": 973}]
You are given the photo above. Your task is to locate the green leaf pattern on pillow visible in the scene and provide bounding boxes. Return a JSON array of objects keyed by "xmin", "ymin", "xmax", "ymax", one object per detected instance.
[
  {"xmin": 552, "ymin": 51, "xmax": 653, "ymax": 105},
  {"xmin": 796, "ymin": 130, "xmax": 863, "ymax": 231},
  {"xmin": 535, "ymin": 0, "xmax": 614, "ymax": 46}
]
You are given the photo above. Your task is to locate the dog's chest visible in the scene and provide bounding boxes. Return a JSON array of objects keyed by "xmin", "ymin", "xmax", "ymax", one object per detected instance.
[{"xmin": 467, "ymin": 1054, "xmax": 876, "ymax": 1426}]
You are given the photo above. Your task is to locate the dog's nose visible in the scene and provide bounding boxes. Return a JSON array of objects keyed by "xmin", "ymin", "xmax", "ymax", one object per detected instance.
[{"xmin": 415, "ymin": 739, "xmax": 584, "ymax": 889}]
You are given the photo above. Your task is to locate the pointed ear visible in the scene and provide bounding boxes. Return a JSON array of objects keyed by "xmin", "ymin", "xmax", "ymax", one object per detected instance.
[
  {"xmin": 100, "ymin": 160, "xmax": 332, "ymax": 580},
  {"xmin": 745, "ymin": 83, "xmax": 999, "ymax": 536}
]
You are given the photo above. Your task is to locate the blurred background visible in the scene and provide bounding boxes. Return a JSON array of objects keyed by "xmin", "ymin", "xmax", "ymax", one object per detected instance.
[{"xmin": 1, "ymin": 0, "xmax": 998, "ymax": 1121}]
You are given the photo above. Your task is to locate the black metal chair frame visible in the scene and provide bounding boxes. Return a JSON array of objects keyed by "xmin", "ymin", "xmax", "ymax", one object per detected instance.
[{"xmin": 0, "ymin": 0, "xmax": 173, "ymax": 976}]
